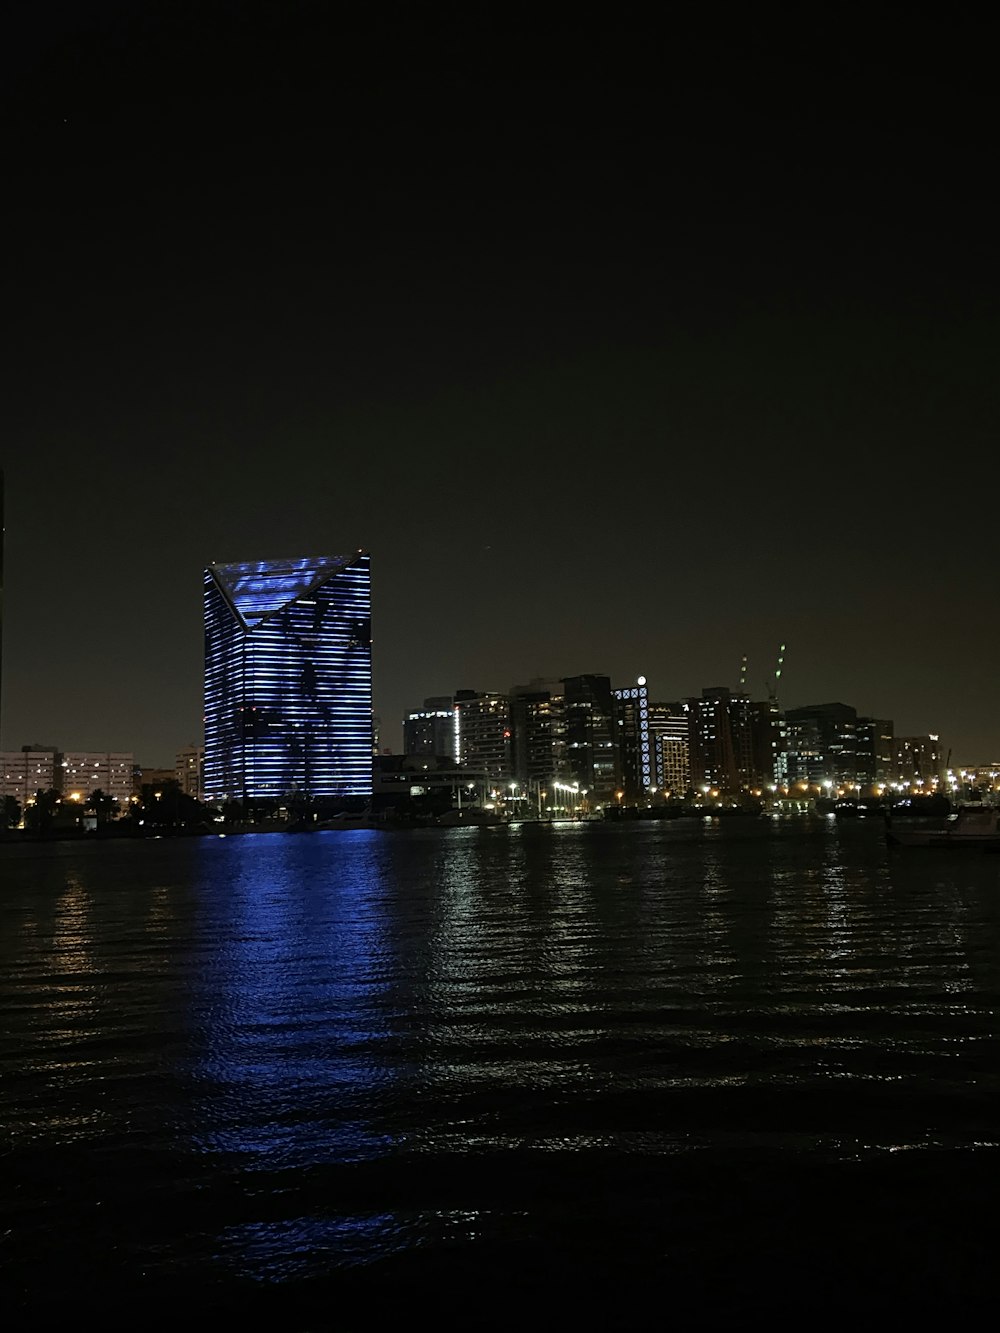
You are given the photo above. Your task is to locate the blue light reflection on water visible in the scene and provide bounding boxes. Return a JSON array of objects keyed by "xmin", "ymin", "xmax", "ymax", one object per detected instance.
[
  {"xmin": 2, "ymin": 820, "xmax": 1000, "ymax": 1312},
  {"xmin": 187, "ymin": 831, "xmax": 404, "ymax": 1169}
]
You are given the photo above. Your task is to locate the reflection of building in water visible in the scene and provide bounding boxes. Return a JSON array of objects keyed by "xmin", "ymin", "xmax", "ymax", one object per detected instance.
[{"xmin": 203, "ymin": 552, "xmax": 372, "ymax": 801}]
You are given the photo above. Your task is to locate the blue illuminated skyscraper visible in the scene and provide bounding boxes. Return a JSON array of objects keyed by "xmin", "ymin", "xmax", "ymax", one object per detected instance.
[{"xmin": 203, "ymin": 552, "xmax": 372, "ymax": 802}]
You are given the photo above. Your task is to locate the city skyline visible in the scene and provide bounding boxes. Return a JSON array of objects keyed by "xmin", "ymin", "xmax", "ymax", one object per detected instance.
[
  {"xmin": 4, "ymin": 7, "xmax": 997, "ymax": 764},
  {"xmin": 0, "ymin": 519, "xmax": 987, "ymax": 765}
]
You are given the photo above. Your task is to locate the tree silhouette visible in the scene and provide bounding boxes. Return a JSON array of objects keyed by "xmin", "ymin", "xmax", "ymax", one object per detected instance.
[
  {"xmin": 85, "ymin": 788, "xmax": 119, "ymax": 824},
  {"xmin": 133, "ymin": 780, "xmax": 215, "ymax": 832},
  {"xmin": 24, "ymin": 789, "xmax": 59, "ymax": 834}
]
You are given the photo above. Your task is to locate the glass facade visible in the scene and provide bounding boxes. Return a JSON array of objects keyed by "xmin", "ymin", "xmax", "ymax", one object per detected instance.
[{"xmin": 204, "ymin": 553, "xmax": 372, "ymax": 801}]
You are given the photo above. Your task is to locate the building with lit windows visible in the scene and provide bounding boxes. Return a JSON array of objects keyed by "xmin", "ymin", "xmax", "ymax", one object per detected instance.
[
  {"xmin": 175, "ymin": 745, "xmax": 204, "ymax": 800},
  {"xmin": 751, "ymin": 700, "xmax": 786, "ymax": 788},
  {"xmin": 647, "ymin": 702, "xmax": 689, "ymax": 795},
  {"xmin": 403, "ymin": 697, "xmax": 454, "ymax": 758},
  {"xmin": 855, "ymin": 718, "xmax": 894, "ymax": 787},
  {"xmin": 60, "ymin": 752, "xmax": 135, "ymax": 806},
  {"xmin": 783, "ymin": 703, "xmax": 860, "ymax": 787},
  {"xmin": 894, "ymin": 734, "xmax": 944, "ymax": 787},
  {"xmin": 614, "ymin": 676, "xmax": 652, "ymax": 803},
  {"xmin": 564, "ymin": 673, "xmax": 617, "ymax": 803},
  {"xmin": 1, "ymin": 748, "xmax": 59, "ymax": 807},
  {"xmin": 203, "ymin": 552, "xmax": 372, "ymax": 802},
  {"xmin": 452, "ymin": 690, "xmax": 511, "ymax": 782},
  {"xmin": 685, "ymin": 687, "xmax": 755, "ymax": 793},
  {"xmin": 510, "ymin": 678, "xmax": 568, "ymax": 788}
]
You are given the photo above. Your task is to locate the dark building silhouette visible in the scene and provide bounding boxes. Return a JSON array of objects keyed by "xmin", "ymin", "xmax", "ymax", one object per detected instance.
[
  {"xmin": 894, "ymin": 734, "xmax": 944, "ymax": 786},
  {"xmin": 510, "ymin": 678, "xmax": 566, "ymax": 789},
  {"xmin": 750, "ymin": 699, "xmax": 786, "ymax": 788},
  {"xmin": 564, "ymin": 673, "xmax": 618, "ymax": 803},
  {"xmin": 783, "ymin": 703, "xmax": 859, "ymax": 787},
  {"xmin": 685, "ymin": 687, "xmax": 755, "ymax": 793},
  {"xmin": 403, "ymin": 697, "xmax": 454, "ymax": 758},
  {"xmin": 855, "ymin": 717, "xmax": 894, "ymax": 787}
]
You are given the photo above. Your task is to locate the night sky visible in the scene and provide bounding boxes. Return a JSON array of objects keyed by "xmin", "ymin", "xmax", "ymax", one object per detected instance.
[{"xmin": 4, "ymin": 4, "xmax": 997, "ymax": 764}]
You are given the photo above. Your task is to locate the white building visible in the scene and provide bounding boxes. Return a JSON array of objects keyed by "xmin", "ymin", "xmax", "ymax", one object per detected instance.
[
  {"xmin": 60, "ymin": 752, "xmax": 134, "ymax": 808},
  {"xmin": 1, "ymin": 750, "xmax": 59, "ymax": 808},
  {"xmin": 175, "ymin": 744, "xmax": 204, "ymax": 801}
]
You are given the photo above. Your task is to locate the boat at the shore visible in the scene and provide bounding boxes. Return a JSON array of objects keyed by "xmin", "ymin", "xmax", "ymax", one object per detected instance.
[{"xmin": 887, "ymin": 806, "xmax": 1000, "ymax": 849}]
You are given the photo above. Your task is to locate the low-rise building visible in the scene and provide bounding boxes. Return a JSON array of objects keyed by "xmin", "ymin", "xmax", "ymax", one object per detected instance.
[
  {"xmin": 60, "ymin": 752, "xmax": 134, "ymax": 808},
  {"xmin": 0, "ymin": 747, "xmax": 59, "ymax": 808},
  {"xmin": 175, "ymin": 745, "xmax": 204, "ymax": 800}
]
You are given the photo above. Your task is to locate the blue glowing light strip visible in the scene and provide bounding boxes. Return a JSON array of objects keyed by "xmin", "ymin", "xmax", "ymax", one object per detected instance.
[{"xmin": 203, "ymin": 553, "xmax": 373, "ymax": 801}]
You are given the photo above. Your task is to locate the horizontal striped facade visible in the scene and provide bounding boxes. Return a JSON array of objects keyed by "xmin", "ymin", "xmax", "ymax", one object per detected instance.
[{"xmin": 203, "ymin": 553, "xmax": 372, "ymax": 801}]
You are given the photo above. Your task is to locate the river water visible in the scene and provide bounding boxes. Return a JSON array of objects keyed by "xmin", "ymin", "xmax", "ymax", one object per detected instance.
[{"xmin": 1, "ymin": 819, "xmax": 998, "ymax": 1325}]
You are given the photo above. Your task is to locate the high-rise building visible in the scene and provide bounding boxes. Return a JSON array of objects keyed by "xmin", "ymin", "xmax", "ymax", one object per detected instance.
[
  {"xmin": 783, "ymin": 703, "xmax": 858, "ymax": 787},
  {"xmin": 855, "ymin": 718, "xmax": 894, "ymax": 787},
  {"xmin": 685, "ymin": 687, "xmax": 755, "ymax": 793},
  {"xmin": 614, "ymin": 676, "xmax": 652, "ymax": 802},
  {"xmin": 750, "ymin": 699, "xmax": 786, "ymax": 788},
  {"xmin": 563, "ymin": 673, "xmax": 618, "ymax": 803},
  {"xmin": 175, "ymin": 744, "xmax": 204, "ymax": 800},
  {"xmin": 452, "ymin": 690, "xmax": 511, "ymax": 782},
  {"xmin": 510, "ymin": 678, "xmax": 567, "ymax": 788},
  {"xmin": 647, "ymin": 701, "xmax": 689, "ymax": 795},
  {"xmin": 403, "ymin": 697, "xmax": 454, "ymax": 758},
  {"xmin": 203, "ymin": 552, "xmax": 372, "ymax": 802},
  {"xmin": 894, "ymin": 734, "xmax": 944, "ymax": 786}
]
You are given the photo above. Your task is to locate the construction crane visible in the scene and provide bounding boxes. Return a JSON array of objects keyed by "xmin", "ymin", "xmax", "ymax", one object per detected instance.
[{"xmin": 765, "ymin": 643, "xmax": 786, "ymax": 704}]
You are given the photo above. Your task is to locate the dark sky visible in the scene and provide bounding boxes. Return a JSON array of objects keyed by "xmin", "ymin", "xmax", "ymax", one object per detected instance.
[{"xmin": 4, "ymin": 4, "xmax": 998, "ymax": 764}]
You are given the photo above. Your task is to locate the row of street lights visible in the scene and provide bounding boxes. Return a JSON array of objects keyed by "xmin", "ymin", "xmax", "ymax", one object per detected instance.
[{"xmin": 500, "ymin": 779, "xmax": 587, "ymax": 819}]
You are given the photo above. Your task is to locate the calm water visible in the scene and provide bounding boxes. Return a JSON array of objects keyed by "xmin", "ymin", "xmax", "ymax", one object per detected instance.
[{"xmin": 2, "ymin": 820, "xmax": 998, "ymax": 1325}]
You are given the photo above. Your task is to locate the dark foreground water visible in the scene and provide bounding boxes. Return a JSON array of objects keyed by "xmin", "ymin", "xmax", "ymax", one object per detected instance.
[{"xmin": 2, "ymin": 819, "xmax": 998, "ymax": 1327}]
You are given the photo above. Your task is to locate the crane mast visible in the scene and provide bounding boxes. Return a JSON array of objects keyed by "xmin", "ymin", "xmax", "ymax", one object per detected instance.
[{"xmin": 766, "ymin": 643, "xmax": 786, "ymax": 704}]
